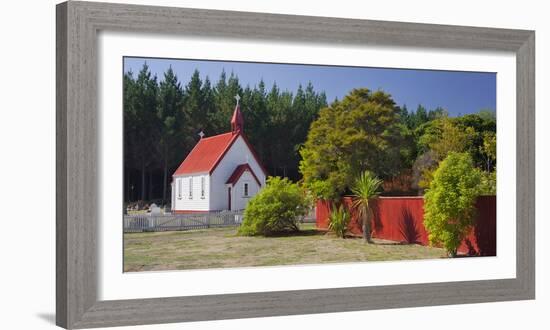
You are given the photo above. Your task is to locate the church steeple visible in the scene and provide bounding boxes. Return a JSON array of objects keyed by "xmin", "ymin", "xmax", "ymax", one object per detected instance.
[{"xmin": 231, "ymin": 94, "xmax": 244, "ymax": 134}]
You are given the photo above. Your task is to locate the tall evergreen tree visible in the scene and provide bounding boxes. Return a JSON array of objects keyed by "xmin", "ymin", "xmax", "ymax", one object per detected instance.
[
  {"xmin": 184, "ymin": 69, "xmax": 206, "ymax": 136},
  {"xmin": 271, "ymin": 89, "xmax": 294, "ymax": 177},
  {"xmin": 126, "ymin": 63, "xmax": 160, "ymax": 201},
  {"xmin": 211, "ymin": 71, "xmax": 243, "ymax": 134},
  {"xmin": 201, "ymin": 76, "xmax": 216, "ymax": 135},
  {"xmin": 157, "ymin": 66, "xmax": 185, "ymax": 204},
  {"xmin": 241, "ymin": 81, "xmax": 269, "ymax": 163},
  {"xmin": 123, "ymin": 70, "xmax": 137, "ymax": 202},
  {"xmin": 210, "ymin": 70, "xmax": 229, "ymax": 134}
]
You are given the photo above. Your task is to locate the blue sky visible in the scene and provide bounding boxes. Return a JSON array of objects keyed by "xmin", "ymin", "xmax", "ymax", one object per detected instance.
[{"xmin": 124, "ymin": 57, "xmax": 496, "ymax": 116}]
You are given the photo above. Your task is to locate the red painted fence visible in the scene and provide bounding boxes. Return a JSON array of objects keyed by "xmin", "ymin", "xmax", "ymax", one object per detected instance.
[{"xmin": 316, "ymin": 196, "xmax": 496, "ymax": 256}]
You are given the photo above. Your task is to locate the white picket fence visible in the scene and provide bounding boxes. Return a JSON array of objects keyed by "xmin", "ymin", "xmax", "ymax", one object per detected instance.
[
  {"xmin": 300, "ymin": 207, "xmax": 317, "ymax": 224},
  {"xmin": 123, "ymin": 208, "xmax": 316, "ymax": 233},
  {"xmin": 123, "ymin": 211, "xmax": 244, "ymax": 233}
]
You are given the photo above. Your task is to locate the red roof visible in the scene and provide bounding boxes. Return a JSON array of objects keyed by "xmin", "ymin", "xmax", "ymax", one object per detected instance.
[
  {"xmin": 225, "ymin": 164, "xmax": 261, "ymax": 186},
  {"xmin": 173, "ymin": 132, "xmax": 238, "ymax": 175},
  {"xmin": 172, "ymin": 132, "xmax": 268, "ymax": 177}
]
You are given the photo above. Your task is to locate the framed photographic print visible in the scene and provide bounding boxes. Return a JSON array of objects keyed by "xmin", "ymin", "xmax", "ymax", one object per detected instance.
[{"xmin": 56, "ymin": 1, "xmax": 535, "ymax": 328}]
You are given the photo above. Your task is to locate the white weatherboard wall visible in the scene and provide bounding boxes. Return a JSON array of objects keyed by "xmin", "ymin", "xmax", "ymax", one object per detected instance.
[
  {"xmin": 173, "ymin": 174, "xmax": 210, "ymax": 211},
  {"xmin": 210, "ymin": 135, "xmax": 266, "ymax": 211},
  {"xmin": 231, "ymin": 170, "xmax": 260, "ymax": 211}
]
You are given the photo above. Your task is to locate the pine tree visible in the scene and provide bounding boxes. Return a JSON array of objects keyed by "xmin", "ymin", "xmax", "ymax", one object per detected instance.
[
  {"xmin": 123, "ymin": 70, "xmax": 137, "ymax": 202},
  {"xmin": 157, "ymin": 66, "xmax": 185, "ymax": 204},
  {"xmin": 201, "ymin": 76, "xmax": 216, "ymax": 135},
  {"xmin": 184, "ymin": 69, "xmax": 205, "ymax": 136},
  {"xmin": 212, "ymin": 70, "xmax": 243, "ymax": 134},
  {"xmin": 128, "ymin": 62, "xmax": 160, "ymax": 201},
  {"xmin": 242, "ymin": 81, "xmax": 269, "ymax": 171}
]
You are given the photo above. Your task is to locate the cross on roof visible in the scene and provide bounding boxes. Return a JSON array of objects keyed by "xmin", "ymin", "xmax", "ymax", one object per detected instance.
[
  {"xmin": 198, "ymin": 131, "xmax": 205, "ymax": 139},
  {"xmin": 235, "ymin": 94, "xmax": 241, "ymax": 106}
]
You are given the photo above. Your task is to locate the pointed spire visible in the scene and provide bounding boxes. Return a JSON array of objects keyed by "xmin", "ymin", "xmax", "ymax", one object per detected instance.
[{"xmin": 231, "ymin": 94, "xmax": 244, "ymax": 134}]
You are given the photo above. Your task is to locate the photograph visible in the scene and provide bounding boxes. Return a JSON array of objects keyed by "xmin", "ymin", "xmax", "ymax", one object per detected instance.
[{"xmin": 122, "ymin": 57, "xmax": 497, "ymax": 272}]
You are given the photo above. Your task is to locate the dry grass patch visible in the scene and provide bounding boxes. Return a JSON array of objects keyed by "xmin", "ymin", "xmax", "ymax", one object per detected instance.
[{"xmin": 124, "ymin": 224, "xmax": 447, "ymax": 272}]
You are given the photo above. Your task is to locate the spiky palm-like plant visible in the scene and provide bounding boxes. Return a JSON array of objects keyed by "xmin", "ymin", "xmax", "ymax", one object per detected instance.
[
  {"xmin": 351, "ymin": 171, "xmax": 382, "ymax": 243},
  {"xmin": 328, "ymin": 203, "xmax": 350, "ymax": 238}
]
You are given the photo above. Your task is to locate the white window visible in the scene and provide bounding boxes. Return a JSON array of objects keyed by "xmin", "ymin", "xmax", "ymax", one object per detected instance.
[
  {"xmin": 201, "ymin": 177, "xmax": 205, "ymax": 198},
  {"xmin": 243, "ymin": 183, "xmax": 249, "ymax": 197},
  {"xmin": 177, "ymin": 179, "xmax": 182, "ymax": 199},
  {"xmin": 189, "ymin": 177, "xmax": 193, "ymax": 199}
]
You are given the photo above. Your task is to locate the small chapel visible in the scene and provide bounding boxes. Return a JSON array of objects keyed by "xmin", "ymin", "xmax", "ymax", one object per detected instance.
[{"xmin": 171, "ymin": 95, "xmax": 268, "ymax": 213}]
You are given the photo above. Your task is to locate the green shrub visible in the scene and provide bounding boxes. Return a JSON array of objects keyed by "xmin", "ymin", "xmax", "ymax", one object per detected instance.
[
  {"xmin": 239, "ymin": 177, "xmax": 309, "ymax": 236},
  {"xmin": 328, "ymin": 204, "xmax": 350, "ymax": 238},
  {"xmin": 424, "ymin": 152, "xmax": 482, "ymax": 257}
]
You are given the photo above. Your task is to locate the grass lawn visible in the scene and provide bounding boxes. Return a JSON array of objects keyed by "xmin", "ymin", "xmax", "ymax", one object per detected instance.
[{"xmin": 123, "ymin": 224, "xmax": 448, "ymax": 272}]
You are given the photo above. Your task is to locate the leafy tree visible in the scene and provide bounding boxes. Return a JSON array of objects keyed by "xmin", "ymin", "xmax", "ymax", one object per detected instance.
[
  {"xmin": 480, "ymin": 131, "xmax": 496, "ymax": 172},
  {"xmin": 477, "ymin": 109, "xmax": 497, "ymax": 122},
  {"xmin": 299, "ymin": 88, "xmax": 410, "ymax": 199},
  {"xmin": 239, "ymin": 177, "xmax": 310, "ymax": 236},
  {"xmin": 418, "ymin": 116, "xmax": 475, "ymax": 160},
  {"xmin": 351, "ymin": 171, "xmax": 383, "ymax": 243},
  {"xmin": 411, "ymin": 150, "xmax": 438, "ymax": 193},
  {"xmin": 453, "ymin": 112, "xmax": 496, "ymax": 168},
  {"xmin": 414, "ymin": 116, "xmax": 476, "ymax": 190},
  {"xmin": 423, "ymin": 152, "xmax": 482, "ymax": 257},
  {"xmin": 328, "ymin": 204, "xmax": 350, "ymax": 238},
  {"xmin": 479, "ymin": 170, "xmax": 496, "ymax": 195}
]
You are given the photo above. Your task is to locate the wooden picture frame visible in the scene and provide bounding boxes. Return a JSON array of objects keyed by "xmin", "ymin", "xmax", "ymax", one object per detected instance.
[{"xmin": 56, "ymin": 1, "xmax": 535, "ymax": 328}]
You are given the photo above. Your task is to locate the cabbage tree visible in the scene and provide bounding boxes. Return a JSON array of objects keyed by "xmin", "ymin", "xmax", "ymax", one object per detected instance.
[{"xmin": 351, "ymin": 171, "xmax": 382, "ymax": 243}]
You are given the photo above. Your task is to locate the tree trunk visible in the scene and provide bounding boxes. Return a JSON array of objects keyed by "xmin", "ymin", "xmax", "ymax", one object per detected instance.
[
  {"xmin": 148, "ymin": 170, "xmax": 153, "ymax": 201},
  {"xmin": 125, "ymin": 168, "xmax": 128, "ymax": 203},
  {"xmin": 362, "ymin": 217, "xmax": 368, "ymax": 242},
  {"xmin": 140, "ymin": 163, "xmax": 146, "ymax": 201},
  {"xmin": 363, "ymin": 210, "xmax": 373, "ymax": 244},
  {"xmin": 162, "ymin": 160, "xmax": 168, "ymax": 206}
]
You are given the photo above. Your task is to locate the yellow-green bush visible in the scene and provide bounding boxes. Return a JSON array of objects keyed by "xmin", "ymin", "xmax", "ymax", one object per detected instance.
[{"xmin": 239, "ymin": 177, "xmax": 309, "ymax": 236}]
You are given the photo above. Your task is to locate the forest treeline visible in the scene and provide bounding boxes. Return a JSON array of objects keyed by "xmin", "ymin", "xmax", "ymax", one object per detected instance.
[
  {"xmin": 298, "ymin": 88, "xmax": 496, "ymax": 200},
  {"xmin": 124, "ymin": 63, "xmax": 327, "ymax": 203},
  {"xmin": 124, "ymin": 62, "xmax": 496, "ymax": 204}
]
